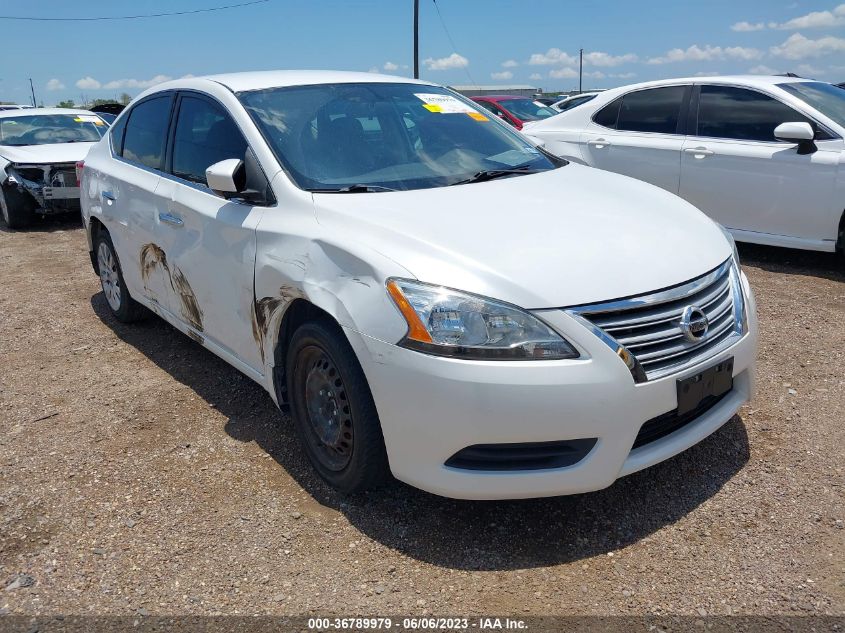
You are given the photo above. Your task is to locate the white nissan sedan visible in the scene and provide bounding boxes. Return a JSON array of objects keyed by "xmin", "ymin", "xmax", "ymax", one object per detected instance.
[
  {"xmin": 80, "ymin": 71, "xmax": 757, "ymax": 499},
  {"xmin": 524, "ymin": 76, "xmax": 845, "ymax": 254}
]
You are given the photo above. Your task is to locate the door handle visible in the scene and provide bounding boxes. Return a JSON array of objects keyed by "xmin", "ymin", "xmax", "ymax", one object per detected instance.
[
  {"xmin": 101, "ymin": 191, "xmax": 116, "ymax": 201},
  {"xmin": 684, "ymin": 147, "xmax": 714, "ymax": 158},
  {"xmin": 587, "ymin": 138, "xmax": 611, "ymax": 148},
  {"xmin": 159, "ymin": 212, "xmax": 183, "ymax": 227}
]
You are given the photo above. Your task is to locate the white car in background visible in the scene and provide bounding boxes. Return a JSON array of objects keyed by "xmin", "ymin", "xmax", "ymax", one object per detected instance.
[
  {"xmin": 524, "ymin": 76, "xmax": 845, "ymax": 254},
  {"xmin": 80, "ymin": 71, "xmax": 756, "ymax": 499},
  {"xmin": 552, "ymin": 92, "xmax": 600, "ymax": 113},
  {"xmin": 0, "ymin": 108, "xmax": 107, "ymax": 228}
]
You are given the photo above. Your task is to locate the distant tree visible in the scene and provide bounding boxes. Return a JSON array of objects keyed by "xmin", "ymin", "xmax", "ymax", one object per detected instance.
[
  {"xmin": 56, "ymin": 99, "xmax": 76, "ymax": 108},
  {"xmin": 89, "ymin": 98, "xmax": 119, "ymax": 107},
  {"xmin": 119, "ymin": 93, "xmax": 132, "ymax": 106}
]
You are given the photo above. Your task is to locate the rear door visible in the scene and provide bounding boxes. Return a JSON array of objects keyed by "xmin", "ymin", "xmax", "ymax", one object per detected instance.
[
  {"xmin": 581, "ymin": 85, "xmax": 690, "ymax": 193},
  {"xmin": 153, "ymin": 92, "xmax": 269, "ymax": 372},
  {"xmin": 679, "ymin": 84, "xmax": 840, "ymax": 244},
  {"xmin": 98, "ymin": 94, "xmax": 175, "ymax": 303}
]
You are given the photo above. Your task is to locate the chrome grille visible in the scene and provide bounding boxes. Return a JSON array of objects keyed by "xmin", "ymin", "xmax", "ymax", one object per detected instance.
[{"xmin": 566, "ymin": 259, "xmax": 745, "ymax": 382}]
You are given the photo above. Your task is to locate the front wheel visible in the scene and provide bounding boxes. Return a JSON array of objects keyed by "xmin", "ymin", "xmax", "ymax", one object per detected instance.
[
  {"xmin": 94, "ymin": 231, "xmax": 146, "ymax": 323},
  {"xmin": 0, "ymin": 185, "xmax": 36, "ymax": 229},
  {"xmin": 286, "ymin": 320, "xmax": 390, "ymax": 494}
]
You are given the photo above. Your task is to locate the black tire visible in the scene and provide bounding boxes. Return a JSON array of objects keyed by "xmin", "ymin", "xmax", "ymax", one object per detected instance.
[
  {"xmin": 286, "ymin": 320, "xmax": 391, "ymax": 494},
  {"xmin": 0, "ymin": 184, "xmax": 36, "ymax": 229},
  {"xmin": 94, "ymin": 230, "xmax": 146, "ymax": 323}
]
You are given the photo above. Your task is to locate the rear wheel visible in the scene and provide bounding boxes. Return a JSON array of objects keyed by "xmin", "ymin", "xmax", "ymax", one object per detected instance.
[
  {"xmin": 0, "ymin": 184, "xmax": 36, "ymax": 229},
  {"xmin": 94, "ymin": 231, "xmax": 146, "ymax": 323},
  {"xmin": 286, "ymin": 320, "xmax": 390, "ymax": 494}
]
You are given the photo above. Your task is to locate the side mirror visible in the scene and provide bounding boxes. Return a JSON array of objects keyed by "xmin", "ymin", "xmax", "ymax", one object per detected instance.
[
  {"xmin": 774, "ymin": 122, "xmax": 817, "ymax": 154},
  {"xmin": 206, "ymin": 159, "xmax": 246, "ymax": 197}
]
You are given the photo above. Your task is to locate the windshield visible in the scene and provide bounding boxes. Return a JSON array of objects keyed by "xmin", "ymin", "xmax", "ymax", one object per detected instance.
[
  {"xmin": 498, "ymin": 98, "xmax": 557, "ymax": 121},
  {"xmin": 779, "ymin": 82, "xmax": 845, "ymax": 129},
  {"xmin": 238, "ymin": 83, "xmax": 559, "ymax": 192},
  {"xmin": 0, "ymin": 113, "xmax": 106, "ymax": 146}
]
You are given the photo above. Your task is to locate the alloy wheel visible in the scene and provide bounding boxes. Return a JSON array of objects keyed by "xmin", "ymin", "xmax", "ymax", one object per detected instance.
[{"xmin": 97, "ymin": 241, "xmax": 122, "ymax": 311}]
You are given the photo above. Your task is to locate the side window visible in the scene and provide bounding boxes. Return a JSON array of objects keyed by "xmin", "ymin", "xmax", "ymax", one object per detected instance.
[
  {"xmin": 697, "ymin": 85, "xmax": 817, "ymax": 142},
  {"xmin": 171, "ymin": 96, "xmax": 248, "ymax": 184},
  {"xmin": 593, "ymin": 97, "xmax": 622, "ymax": 128},
  {"xmin": 617, "ymin": 86, "xmax": 686, "ymax": 134},
  {"xmin": 122, "ymin": 96, "xmax": 172, "ymax": 170},
  {"xmin": 478, "ymin": 101, "xmax": 503, "ymax": 116}
]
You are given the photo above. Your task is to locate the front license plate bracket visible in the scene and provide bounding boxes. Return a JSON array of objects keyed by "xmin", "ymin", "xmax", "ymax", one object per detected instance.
[{"xmin": 676, "ymin": 357, "xmax": 734, "ymax": 416}]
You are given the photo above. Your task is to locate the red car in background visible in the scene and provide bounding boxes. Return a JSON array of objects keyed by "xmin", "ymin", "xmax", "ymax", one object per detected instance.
[{"xmin": 470, "ymin": 95, "xmax": 557, "ymax": 130}]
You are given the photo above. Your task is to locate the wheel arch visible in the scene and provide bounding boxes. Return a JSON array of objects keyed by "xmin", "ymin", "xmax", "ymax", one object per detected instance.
[
  {"xmin": 271, "ymin": 299, "xmax": 346, "ymax": 409},
  {"xmin": 837, "ymin": 208, "xmax": 845, "ymax": 254},
  {"xmin": 87, "ymin": 216, "xmax": 107, "ymax": 274}
]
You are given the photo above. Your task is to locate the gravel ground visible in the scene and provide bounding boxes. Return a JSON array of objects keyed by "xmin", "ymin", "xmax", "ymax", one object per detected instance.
[{"xmin": 0, "ymin": 216, "xmax": 843, "ymax": 617}]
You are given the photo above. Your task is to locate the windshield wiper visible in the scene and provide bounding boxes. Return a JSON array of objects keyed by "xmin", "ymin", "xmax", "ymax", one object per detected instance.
[
  {"xmin": 309, "ymin": 184, "xmax": 398, "ymax": 193},
  {"xmin": 450, "ymin": 164, "xmax": 544, "ymax": 186}
]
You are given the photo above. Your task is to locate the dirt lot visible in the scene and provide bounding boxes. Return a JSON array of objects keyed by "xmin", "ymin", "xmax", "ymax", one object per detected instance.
[{"xmin": 0, "ymin": 216, "xmax": 843, "ymax": 618}]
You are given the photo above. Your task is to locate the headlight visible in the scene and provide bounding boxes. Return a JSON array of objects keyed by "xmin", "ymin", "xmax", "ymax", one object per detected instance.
[
  {"xmin": 386, "ymin": 279, "xmax": 579, "ymax": 360},
  {"xmin": 719, "ymin": 224, "xmax": 740, "ymax": 267}
]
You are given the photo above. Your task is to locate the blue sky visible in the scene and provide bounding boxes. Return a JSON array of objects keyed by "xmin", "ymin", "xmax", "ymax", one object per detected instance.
[{"xmin": 2, "ymin": 0, "xmax": 845, "ymax": 104}]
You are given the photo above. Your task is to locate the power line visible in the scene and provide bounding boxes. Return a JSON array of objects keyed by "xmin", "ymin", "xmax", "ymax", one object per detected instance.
[
  {"xmin": 0, "ymin": 0, "xmax": 268, "ymax": 21},
  {"xmin": 431, "ymin": 0, "xmax": 477, "ymax": 87}
]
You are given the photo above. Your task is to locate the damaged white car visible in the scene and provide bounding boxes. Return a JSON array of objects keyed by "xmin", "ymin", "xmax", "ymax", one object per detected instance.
[
  {"xmin": 81, "ymin": 71, "xmax": 757, "ymax": 499},
  {"xmin": 0, "ymin": 108, "xmax": 106, "ymax": 228}
]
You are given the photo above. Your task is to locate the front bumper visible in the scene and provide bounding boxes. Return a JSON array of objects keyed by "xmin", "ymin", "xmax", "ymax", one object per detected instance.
[{"xmin": 346, "ymin": 272, "xmax": 758, "ymax": 500}]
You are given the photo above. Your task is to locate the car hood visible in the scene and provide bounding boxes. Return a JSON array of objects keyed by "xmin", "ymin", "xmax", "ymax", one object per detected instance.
[
  {"xmin": 312, "ymin": 164, "xmax": 732, "ymax": 309},
  {"xmin": 0, "ymin": 142, "xmax": 96, "ymax": 164}
]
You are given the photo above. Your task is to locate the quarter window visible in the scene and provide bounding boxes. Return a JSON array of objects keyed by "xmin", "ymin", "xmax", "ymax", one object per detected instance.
[
  {"xmin": 121, "ymin": 96, "xmax": 172, "ymax": 170},
  {"xmin": 696, "ymin": 85, "xmax": 817, "ymax": 142},
  {"xmin": 616, "ymin": 86, "xmax": 686, "ymax": 134},
  {"xmin": 171, "ymin": 96, "xmax": 248, "ymax": 184}
]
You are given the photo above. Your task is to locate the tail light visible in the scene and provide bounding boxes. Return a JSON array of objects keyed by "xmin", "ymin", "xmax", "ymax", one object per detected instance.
[{"xmin": 75, "ymin": 160, "xmax": 84, "ymax": 186}]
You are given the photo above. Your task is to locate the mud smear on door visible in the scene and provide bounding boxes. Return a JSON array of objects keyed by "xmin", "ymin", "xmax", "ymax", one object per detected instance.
[
  {"xmin": 140, "ymin": 243, "xmax": 204, "ymax": 333},
  {"xmin": 251, "ymin": 285, "xmax": 304, "ymax": 363}
]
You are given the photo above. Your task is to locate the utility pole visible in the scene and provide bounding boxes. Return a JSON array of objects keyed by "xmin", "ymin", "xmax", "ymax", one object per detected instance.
[
  {"xmin": 579, "ymin": 49, "xmax": 583, "ymax": 94},
  {"xmin": 29, "ymin": 78, "xmax": 36, "ymax": 107},
  {"xmin": 413, "ymin": 0, "xmax": 420, "ymax": 79}
]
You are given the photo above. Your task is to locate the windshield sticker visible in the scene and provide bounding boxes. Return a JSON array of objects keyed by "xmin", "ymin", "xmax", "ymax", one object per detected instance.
[
  {"xmin": 74, "ymin": 115, "xmax": 104, "ymax": 125},
  {"xmin": 467, "ymin": 112, "xmax": 489, "ymax": 122},
  {"xmin": 415, "ymin": 93, "xmax": 477, "ymax": 114}
]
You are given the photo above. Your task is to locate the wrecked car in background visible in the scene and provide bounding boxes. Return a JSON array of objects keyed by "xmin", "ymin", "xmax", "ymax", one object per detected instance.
[{"xmin": 0, "ymin": 108, "xmax": 106, "ymax": 228}]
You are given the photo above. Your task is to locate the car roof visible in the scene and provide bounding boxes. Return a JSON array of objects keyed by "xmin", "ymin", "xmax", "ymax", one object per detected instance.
[
  {"xmin": 0, "ymin": 107, "xmax": 102, "ymax": 119},
  {"xmin": 144, "ymin": 70, "xmax": 436, "ymax": 95},
  {"xmin": 604, "ymin": 74, "xmax": 818, "ymax": 94},
  {"xmin": 472, "ymin": 95, "xmax": 533, "ymax": 102}
]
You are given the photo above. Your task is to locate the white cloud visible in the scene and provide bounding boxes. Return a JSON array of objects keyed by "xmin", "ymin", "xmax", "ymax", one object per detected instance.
[
  {"xmin": 771, "ymin": 32, "xmax": 845, "ymax": 58},
  {"xmin": 529, "ymin": 73, "xmax": 543, "ymax": 81},
  {"xmin": 101, "ymin": 74, "xmax": 172, "ymax": 90},
  {"xmin": 529, "ymin": 48, "xmax": 578, "ymax": 66},
  {"xmin": 583, "ymin": 51, "xmax": 638, "ymax": 67},
  {"xmin": 549, "ymin": 67, "xmax": 578, "ymax": 79},
  {"xmin": 647, "ymin": 44, "xmax": 762, "ymax": 64},
  {"xmin": 422, "ymin": 53, "xmax": 468, "ymax": 70},
  {"xmin": 795, "ymin": 63, "xmax": 824, "ymax": 76},
  {"xmin": 731, "ymin": 21, "xmax": 766, "ymax": 32},
  {"xmin": 74, "ymin": 74, "xmax": 176, "ymax": 91},
  {"xmin": 368, "ymin": 66, "xmax": 380, "ymax": 73},
  {"xmin": 46, "ymin": 78, "xmax": 65, "ymax": 91},
  {"xmin": 75, "ymin": 76, "xmax": 101, "ymax": 90},
  {"xmin": 383, "ymin": 61, "xmax": 399, "ymax": 71},
  {"xmin": 528, "ymin": 48, "xmax": 636, "ymax": 68},
  {"xmin": 694, "ymin": 71, "xmax": 721, "ymax": 77},
  {"xmin": 584, "ymin": 71, "xmax": 606, "ymax": 79},
  {"xmin": 490, "ymin": 71, "xmax": 513, "ymax": 80},
  {"xmin": 501, "ymin": 59, "xmax": 519, "ymax": 68},
  {"xmin": 610, "ymin": 72, "xmax": 637, "ymax": 79},
  {"xmin": 749, "ymin": 64, "xmax": 780, "ymax": 74},
  {"xmin": 772, "ymin": 4, "xmax": 845, "ymax": 29}
]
